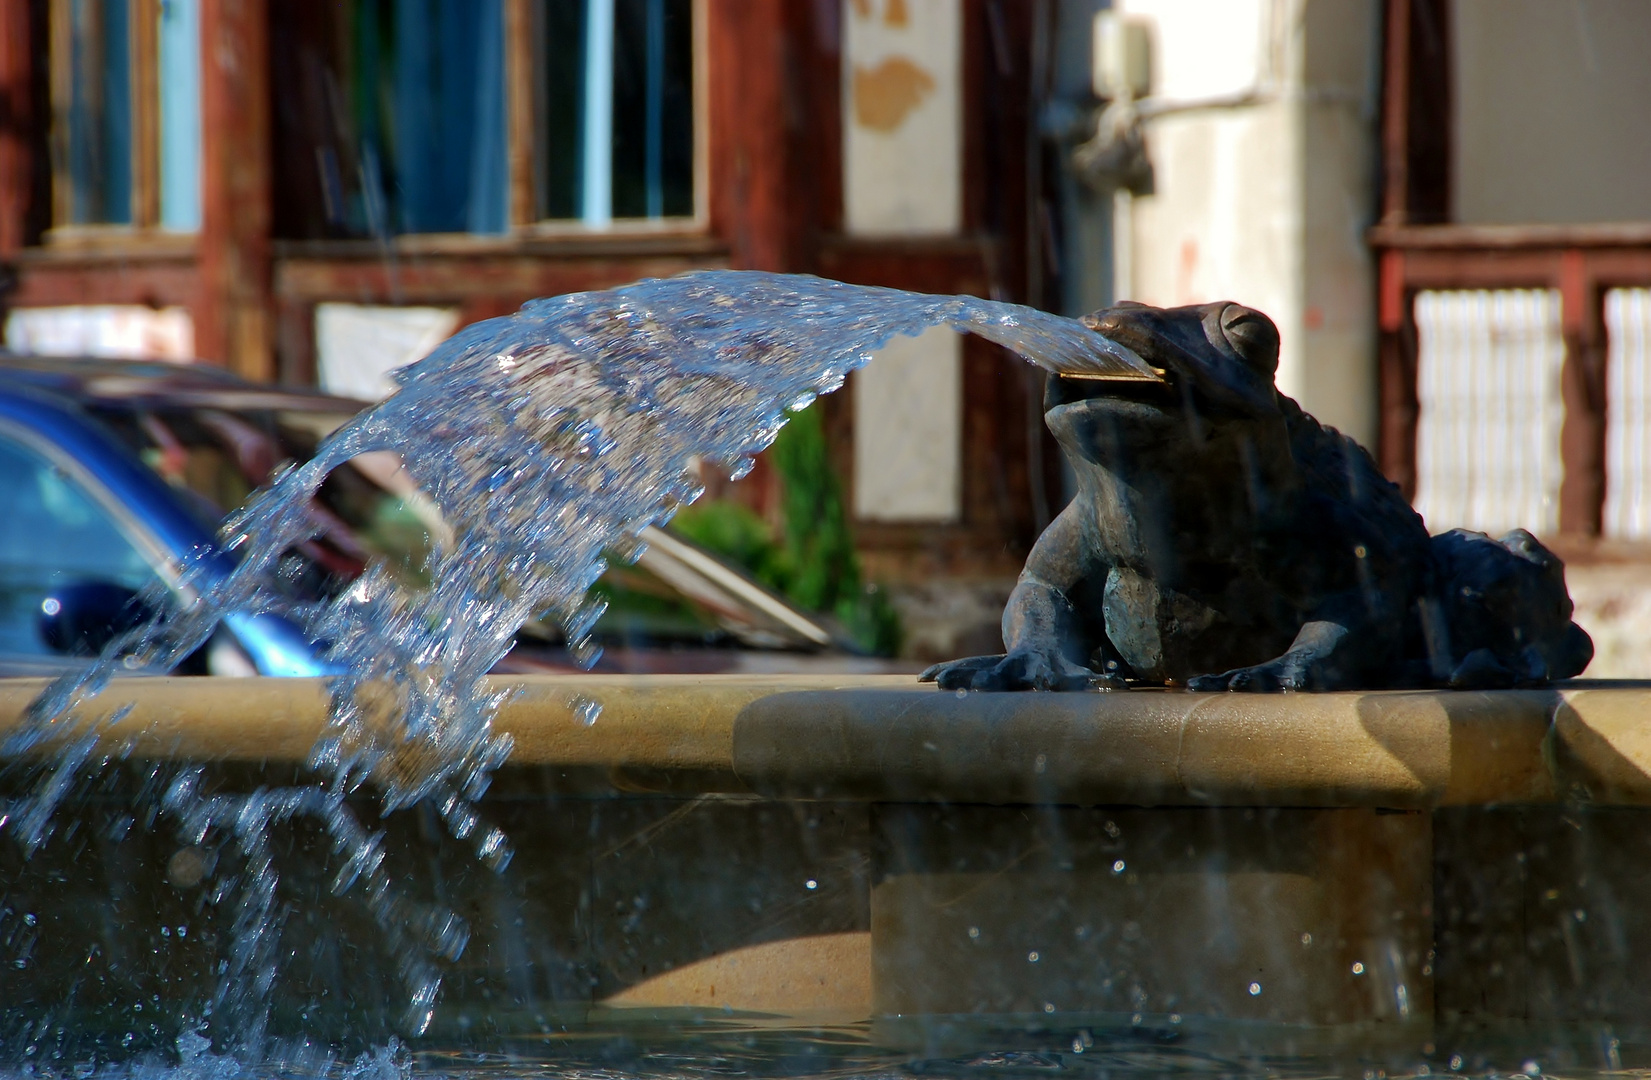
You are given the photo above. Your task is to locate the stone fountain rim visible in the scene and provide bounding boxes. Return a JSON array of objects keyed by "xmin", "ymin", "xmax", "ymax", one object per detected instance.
[{"xmin": 2, "ymin": 674, "xmax": 1648, "ymax": 808}]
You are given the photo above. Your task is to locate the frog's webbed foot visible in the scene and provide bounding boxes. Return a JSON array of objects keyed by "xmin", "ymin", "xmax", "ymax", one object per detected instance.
[
  {"xmin": 920, "ymin": 650, "xmax": 1125, "ymax": 692},
  {"xmin": 1187, "ymin": 620, "xmax": 1361, "ymax": 693},
  {"xmin": 1186, "ymin": 655, "xmax": 1310, "ymax": 693}
]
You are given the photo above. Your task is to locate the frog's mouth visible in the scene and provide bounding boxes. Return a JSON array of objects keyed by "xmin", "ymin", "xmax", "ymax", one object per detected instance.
[
  {"xmin": 1070, "ymin": 307, "xmax": 1283, "ymax": 422},
  {"xmin": 1046, "ymin": 367, "xmax": 1181, "ymax": 414}
]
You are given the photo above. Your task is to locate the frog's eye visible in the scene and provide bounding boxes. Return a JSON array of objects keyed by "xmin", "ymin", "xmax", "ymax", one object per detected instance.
[{"xmin": 1220, "ymin": 305, "xmax": 1279, "ymax": 375}]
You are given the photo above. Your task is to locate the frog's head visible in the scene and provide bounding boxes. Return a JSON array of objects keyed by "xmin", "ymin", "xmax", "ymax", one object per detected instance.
[{"xmin": 1045, "ymin": 301, "xmax": 1285, "ymax": 459}]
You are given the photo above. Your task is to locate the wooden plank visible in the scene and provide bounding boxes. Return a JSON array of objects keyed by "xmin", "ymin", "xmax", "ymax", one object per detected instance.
[
  {"xmin": 705, "ymin": 0, "xmax": 796, "ymax": 271},
  {"xmin": 0, "ymin": 0, "xmax": 37, "ymax": 255},
  {"xmin": 504, "ymin": 0, "xmax": 538, "ymax": 228},
  {"xmin": 1385, "ymin": 246, "xmax": 1562, "ymax": 290},
  {"xmin": 132, "ymin": 0, "xmax": 160, "ymax": 228},
  {"xmin": 968, "ymin": 0, "xmax": 1033, "ymax": 301},
  {"xmin": 1558, "ymin": 250, "xmax": 1606, "ymax": 536},
  {"xmin": 1372, "ymin": 222, "xmax": 1651, "ymax": 250},
  {"xmin": 46, "ymin": 0, "xmax": 68, "ymax": 228},
  {"xmin": 1570, "ymin": 248, "xmax": 1651, "ymax": 286},
  {"xmin": 800, "ymin": 0, "xmax": 842, "ymax": 241},
  {"xmin": 272, "ymin": 292, "xmax": 313, "ymax": 387},
  {"xmin": 272, "ymin": 251, "xmax": 728, "ymax": 306},
  {"xmin": 1378, "ymin": 0, "xmax": 1411, "ymax": 224},
  {"xmin": 197, "ymin": 0, "xmax": 272, "ymax": 378},
  {"xmin": 1376, "ymin": 294, "xmax": 1419, "ymax": 497},
  {"xmin": 815, "ymin": 238, "xmax": 992, "ymax": 297},
  {"xmin": 8, "ymin": 259, "xmax": 198, "ymax": 307},
  {"xmin": 270, "ymin": 232, "xmax": 725, "ymax": 261}
]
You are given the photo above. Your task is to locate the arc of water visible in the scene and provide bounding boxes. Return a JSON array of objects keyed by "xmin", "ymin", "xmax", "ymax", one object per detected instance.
[{"xmin": 4, "ymin": 269, "xmax": 1149, "ymax": 1044}]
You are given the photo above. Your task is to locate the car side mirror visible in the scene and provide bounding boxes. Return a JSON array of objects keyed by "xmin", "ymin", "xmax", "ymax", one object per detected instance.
[{"xmin": 38, "ymin": 582, "xmax": 156, "ymax": 657}]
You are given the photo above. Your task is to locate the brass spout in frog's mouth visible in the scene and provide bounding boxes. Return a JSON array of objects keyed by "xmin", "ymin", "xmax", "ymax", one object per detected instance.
[
  {"xmin": 1047, "ymin": 363, "xmax": 1181, "ymax": 414},
  {"xmin": 1059, "ymin": 367, "xmax": 1169, "ymax": 383}
]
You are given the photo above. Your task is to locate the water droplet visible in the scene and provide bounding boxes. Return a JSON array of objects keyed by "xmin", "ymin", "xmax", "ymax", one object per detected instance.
[
  {"xmin": 1301, "ymin": 932, "xmax": 1312, "ymax": 945},
  {"xmin": 1112, "ymin": 859, "xmax": 1126, "ymax": 874},
  {"xmin": 1449, "ymin": 1055, "xmax": 1464, "ymax": 1071},
  {"xmin": 1248, "ymin": 981, "xmax": 1262, "ymax": 996},
  {"xmin": 805, "ymin": 879, "xmax": 818, "ymax": 890},
  {"xmin": 967, "ymin": 926, "xmax": 980, "ymax": 939},
  {"xmin": 1043, "ymin": 1002, "xmax": 1055, "ymax": 1013},
  {"xmin": 1352, "ymin": 961, "xmax": 1366, "ymax": 975},
  {"xmin": 1169, "ymin": 1013, "xmax": 1182, "ymax": 1024},
  {"xmin": 1071, "ymin": 1038, "xmax": 1085, "ymax": 1053},
  {"xmin": 1522, "ymin": 1062, "xmax": 1541, "ymax": 1077},
  {"xmin": 573, "ymin": 696, "xmax": 602, "ymax": 727},
  {"xmin": 1028, "ymin": 951, "xmax": 1040, "ymax": 962}
]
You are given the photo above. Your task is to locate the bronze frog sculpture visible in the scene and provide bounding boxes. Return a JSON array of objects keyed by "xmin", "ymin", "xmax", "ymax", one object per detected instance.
[{"xmin": 922, "ymin": 301, "xmax": 1593, "ymax": 692}]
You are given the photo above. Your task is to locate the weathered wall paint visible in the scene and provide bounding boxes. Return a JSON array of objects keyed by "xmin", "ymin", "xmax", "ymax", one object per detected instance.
[{"xmin": 841, "ymin": 0, "xmax": 961, "ymax": 237}]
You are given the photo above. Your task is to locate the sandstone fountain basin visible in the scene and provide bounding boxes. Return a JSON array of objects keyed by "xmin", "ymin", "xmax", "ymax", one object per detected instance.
[{"xmin": 4, "ymin": 674, "xmax": 1651, "ymax": 1072}]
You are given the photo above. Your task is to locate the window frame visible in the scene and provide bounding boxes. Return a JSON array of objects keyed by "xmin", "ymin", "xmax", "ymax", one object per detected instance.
[
  {"xmin": 502, "ymin": 0, "xmax": 709, "ymax": 238},
  {"xmin": 46, "ymin": 0, "xmax": 170, "ymax": 240},
  {"xmin": 42, "ymin": 0, "xmax": 711, "ymax": 246}
]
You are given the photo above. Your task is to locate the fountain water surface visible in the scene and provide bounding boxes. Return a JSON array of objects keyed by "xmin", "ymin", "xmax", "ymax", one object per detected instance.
[{"xmin": 1, "ymin": 272, "xmax": 1155, "ymax": 1059}]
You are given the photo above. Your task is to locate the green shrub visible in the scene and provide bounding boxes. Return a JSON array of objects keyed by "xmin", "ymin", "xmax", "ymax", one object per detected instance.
[{"xmin": 670, "ymin": 406, "xmax": 903, "ymax": 656}]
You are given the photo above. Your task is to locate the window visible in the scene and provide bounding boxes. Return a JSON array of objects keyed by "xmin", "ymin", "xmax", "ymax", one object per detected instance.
[
  {"xmin": 271, "ymin": 0, "xmax": 698, "ymax": 239},
  {"xmin": 537, "ymin": 0, "xmax": 696, "ymax": 225},
  {"xmin": 1411, "ymin": 289, "xmax": 1565, "ymax": 536},
  {"xmin": 0, "ymin": 433, "xmax": 160, "ymax": 661},
  {"xmin": 49, "ymin": 0, "xmax": 201, "ymax": 230},
  {"xmin": 1603, "ymin": 288, "xmax": 1651, "ymax": 539}
]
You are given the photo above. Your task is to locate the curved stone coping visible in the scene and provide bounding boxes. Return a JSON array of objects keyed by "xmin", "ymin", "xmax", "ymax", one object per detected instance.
[{"xmin": 0, "ymin": 675, "xmax": 1648, "ymax": 806}]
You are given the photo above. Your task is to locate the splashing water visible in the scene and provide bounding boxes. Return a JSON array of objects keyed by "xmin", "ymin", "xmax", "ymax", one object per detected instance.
[{"xmin": 1, "ymin": 270, "xmax": 1153, "ymax": 1047}]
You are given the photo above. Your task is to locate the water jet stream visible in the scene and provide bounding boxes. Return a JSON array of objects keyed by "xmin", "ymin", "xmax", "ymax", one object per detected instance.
[{"xmin": 1, "ymin": 270, "xmax": 1152, "ymax": 1048}]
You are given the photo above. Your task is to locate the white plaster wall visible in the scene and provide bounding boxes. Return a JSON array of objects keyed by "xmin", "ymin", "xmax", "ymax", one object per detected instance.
[
  {"xmin": 314, "ymin": 304, "xmax": 460, "ymax": 401},
  {"xmin": 841, "ymin": 0, "xmax": 962, "ymax": 237},
  {"xmin": 1114, "ymin": 0, "xmax": 1381, "ymax": 447},
  {"xmin": 1453, "ymin": 0, "xmax": 1651, "ymax": 226},
  {"xmin": 852, "ymin": 327, "xmax": 963, "ymax": 523}
]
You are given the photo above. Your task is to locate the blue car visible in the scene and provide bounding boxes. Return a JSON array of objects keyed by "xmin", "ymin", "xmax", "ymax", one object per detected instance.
[
  {"xmin": 0, "ymin": 354, "xmax": 866, "ymax": 679},
  {"xmin": 0, "ymin": 358, "xmax": 373, "ymax": 677}
]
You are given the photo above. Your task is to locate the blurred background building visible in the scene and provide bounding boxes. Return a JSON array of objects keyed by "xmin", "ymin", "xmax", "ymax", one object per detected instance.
[{"xmin": 0, "ymin": 0, "xmax": 1648, "ymax": 668}]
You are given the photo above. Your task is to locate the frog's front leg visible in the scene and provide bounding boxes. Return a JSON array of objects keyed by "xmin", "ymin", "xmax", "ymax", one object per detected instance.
[
  {"xmin": 920, "ymin": 576, "xmax": 1122, "ymax": 690},
  {"xmin": 920, "ymin": 505, "xmax": 1122, "ymax": 692},
  {"xmin": 1183, "ymin": 621, "xmax": 1353, "ymax": 691}
]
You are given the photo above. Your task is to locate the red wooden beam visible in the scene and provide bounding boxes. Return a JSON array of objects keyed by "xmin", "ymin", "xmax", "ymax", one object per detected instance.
[
  {"xmin": 1379, "ymin": 0, "xmax": 1411, "ymax": 225},
  {"xmin": 197, "ymin": 0, "xmax": 273, "ymax": 378},
  {"xmin": 1558, "ymin": 249, "xmax": 1606, "ymax": 536},
  {"xmin": 0, "ymin": 0, "xmax": 33, "ymax": 258},
  {"xmin": 705, "ymin": 0, "xmax": 800, "ymax": 273}
]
